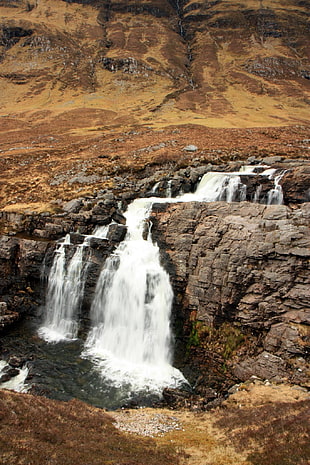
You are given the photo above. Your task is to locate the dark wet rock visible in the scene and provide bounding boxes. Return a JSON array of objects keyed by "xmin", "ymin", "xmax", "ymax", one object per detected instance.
[
  {"xmin": 0, "ymin": 235, "xmax": 51, "ymax": 325},
  {"xmin": 90, "ymin": 214, "xmax": 112, "ymax": 225},
  {"xmin": 161, "ymin": 387, "xmax": 221, "ymax": 411},
  {"xmin": 69, "ymin": 232, "xmax": 85, "ymax": 245},
  {"xmin": 0, "ymin": 309, "xmax": 19, "ymax": 331},
  {"xmin": 107, "ymin": 223, "xmax": 127, "ymax": 243},
  {"xmin": 8, "ymin": 355, "xmax": 25, "ymax": 368},
  {"xmin": 17, "ymin": 238, "xmax": 50, "ymax": 279},
  {"xmin": 112, "ymin": 210, "xmax": 126, "ymax": 225},
  {"xmin": 282, "ymin": 166, "xmax": 310, "ymax": 204},
  {"xmin": 88, "ymin": 237, "xmax": 109, "ymax": 250},
  {"xmin": 0, "ymin": 366, "xmax": 19, "ymax": 383}
]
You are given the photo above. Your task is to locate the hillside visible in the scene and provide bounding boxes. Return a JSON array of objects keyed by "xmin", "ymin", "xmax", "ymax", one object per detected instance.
[
  {"xmin": 0, "ymin": 0, "xmax": 309, "ymax": 211},
  {"xmin": 1, "ymin": 383, "xmax": 310, "ymax": 465}
]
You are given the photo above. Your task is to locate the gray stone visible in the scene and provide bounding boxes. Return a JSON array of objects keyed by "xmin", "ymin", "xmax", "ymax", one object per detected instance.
[
  {"xmin": 63, "ymin": 198, "xmax": 83, "ymax": 213},
  {"xmin": 183, "ymin": 145, "xmax": 198, "ymax": 152},
  {"xmin": 233, "ymin": 351, "xmax": 287, "ymax": 381},
  {"xmin": 107, "ymin": 224, "xmax": 127, "ymax": 243},
  {"xmin": 262, "ymin": 156, "xmax": 283, "ymax": 164}
]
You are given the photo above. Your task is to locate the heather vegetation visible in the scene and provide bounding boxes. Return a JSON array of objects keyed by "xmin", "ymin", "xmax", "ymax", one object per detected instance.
[{"xmin": 0, "ymin": 390, "xmax": 180, "ymax": 465}]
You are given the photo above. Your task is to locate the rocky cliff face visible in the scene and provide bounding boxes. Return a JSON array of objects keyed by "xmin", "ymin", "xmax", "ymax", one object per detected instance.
[
  {"xmin": 0, "ymin": 161, "xmax": 309, "ymax": 398},
  {"xmin": 151, "ymin": 198, "xmax": 310, "ymax": 393}
]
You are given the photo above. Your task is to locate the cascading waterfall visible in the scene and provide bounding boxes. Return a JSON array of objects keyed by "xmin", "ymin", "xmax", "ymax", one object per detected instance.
[
  {"xmin": 82, "ymin": 166, "xmax": 255, "ymax": 394},
  {"xmin": 39, "ymin": 226, "xmax": 108, "ymax": 343},
  {"xmin": 252, "ymin": 168, "xmax": 286, "ymax": 204},
  {"xmin": 181, "ymin": 171, "xmax": 248, "ymax": 202},
  {"xmin": 36, "ymin": 164, "xmax": 287, "ymax": 402},
  {"xmin": 83, "ymin": 198, "xmax": 185, "ymax": 394},
  {"xmin": 267, "ymin": 170, "xmax": 286, "ymax": 205}
]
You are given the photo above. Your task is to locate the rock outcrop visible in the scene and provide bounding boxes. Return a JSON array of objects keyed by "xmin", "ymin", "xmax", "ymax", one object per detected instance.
[
  {"xmin": 0, "ymin": 161, "xmax": 309, "ymax": 397},
  {"xmin": 151, "ymin": 201, "xmax": 310, "ymax": 391}
]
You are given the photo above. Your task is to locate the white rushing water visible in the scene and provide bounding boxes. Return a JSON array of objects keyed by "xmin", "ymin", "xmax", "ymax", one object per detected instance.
[
  {"xmin": 181, "ymin": 171, "xmax": 247, "ymax": 202},
  {"xmin": 0, "ymin": 360, "xmax": 29, "ymax": 393},
  {"xmin": 83, "ymin": 198, "xmax": 185, "ymax": 393},
  {"xmin": 39, "ymin": 226, "xmax": 109, "ymax": 343}
]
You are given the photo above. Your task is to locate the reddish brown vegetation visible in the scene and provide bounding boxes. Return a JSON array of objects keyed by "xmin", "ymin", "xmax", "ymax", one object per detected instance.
[{"xmin": 0, "ymin": 390, "xmax": 179, "ymax": 465}]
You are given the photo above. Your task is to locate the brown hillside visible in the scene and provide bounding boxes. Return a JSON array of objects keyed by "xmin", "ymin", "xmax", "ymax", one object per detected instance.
[{"xmin": 0, "ymin": 0, "xmax": 309, "ymax": 210}]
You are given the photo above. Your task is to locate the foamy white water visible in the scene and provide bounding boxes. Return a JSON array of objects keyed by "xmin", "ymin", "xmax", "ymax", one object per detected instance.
[
  {"xmin": 0, "ymin": 360, "xmax": 29, "ymax": 393},
  {"xmin": 84, "ymin": 198, "xmax": 186, "ymax": 394},
  {"xmin": 39, "ymin": 227, "xmax": 110, "ymax": 343},
  {"xmin": 180, "ymin": 170, "xmax": 250, "ymax": 203}
]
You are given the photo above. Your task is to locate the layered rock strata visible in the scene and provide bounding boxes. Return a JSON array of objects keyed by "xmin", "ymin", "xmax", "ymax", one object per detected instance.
[{"xmin": 151, "ymin": 201, "xmax": 310, "ymax": 391}]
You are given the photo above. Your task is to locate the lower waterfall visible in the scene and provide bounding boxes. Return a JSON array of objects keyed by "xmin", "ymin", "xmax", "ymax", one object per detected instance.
[
  {"xmin": 83, "ymin": 198, "xmax": 186, "ymax": 394},
  {"xmin": 38, "ymin": 234, "xmax": 81, "ymax": 343}
]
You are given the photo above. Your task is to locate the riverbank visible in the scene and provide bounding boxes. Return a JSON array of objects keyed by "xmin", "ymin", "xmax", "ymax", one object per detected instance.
[{"xmin": 1, "ymin": 381, "xmax": 309, "ymax": 465}]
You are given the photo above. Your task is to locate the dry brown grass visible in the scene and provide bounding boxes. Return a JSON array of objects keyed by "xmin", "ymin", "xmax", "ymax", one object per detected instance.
[
  {"xmin": 113, "ymin": 383, "xmax": 310, "ymax": 465},
  {"xmin": 1, "ymin": 383, "xmax": 309, "ymax": 465},
  {"xmin": 0, "ymin": 389, "xmax": 180, "ymax": 465}
]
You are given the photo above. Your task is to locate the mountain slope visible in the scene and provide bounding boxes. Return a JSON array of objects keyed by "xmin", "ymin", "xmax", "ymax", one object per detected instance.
[
  {"xmin": 1, "ymin": 0, "xmax": 309, "ymax": 127},
  {"xmin": 0, "ymin": 0, "xmax": 309, "ymax": 211}
]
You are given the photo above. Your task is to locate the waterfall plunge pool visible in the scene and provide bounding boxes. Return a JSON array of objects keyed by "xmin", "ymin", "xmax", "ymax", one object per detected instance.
[{"xmin": 1, "ymin": 318, "xmax": 176, "ymax": 409}]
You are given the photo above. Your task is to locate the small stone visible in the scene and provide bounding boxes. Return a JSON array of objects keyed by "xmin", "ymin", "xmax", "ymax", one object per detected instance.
[
  {"xmin": 63, "ymin": 198, "xmax": 83, "ymax": 213},
  {"xmin": 0, "ymin": 302, "xmax": 7, "ymax": 316},
  {"xmin": 183, "ymin": 145, "xmax": 198, "ymax": 152}
]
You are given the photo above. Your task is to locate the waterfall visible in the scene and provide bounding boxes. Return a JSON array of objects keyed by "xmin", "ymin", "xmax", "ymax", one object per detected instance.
[
  {"xmin": 38, "ymin": 163, "xmax": 287, "ymax": 400},
  {"xmin": 39, "ymin": 226, "xmax": 109, "ymax": 343},
  {"xmin": 84, "ymin": 198, "xmax": 185, "ymax": 394},
  {"xmin": 151, "ymin": 181, "xmax": 160, "ymax": 194},
  {"xmin": 254, "ymin": 184, "xmax": 262, "ymax": 203},
  {"xmin": 82, "ymin": 165, "xmax": 264, "ymax": 394},
  {"xmin": 39, "ymin": 234, "xmax": 85, "ymax": 342},
  {"xmin": 181, "ymin": 171, "xmax": 247, "ymax": 202},
  {"xmin": 267, "ymin": 171, "xmax": 286, "ymax": 205}
]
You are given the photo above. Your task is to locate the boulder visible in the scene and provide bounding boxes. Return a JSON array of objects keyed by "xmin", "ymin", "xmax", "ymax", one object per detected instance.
[{"xmin": 107, "ymin": 224, "xmax": 127, "ymax": 243}]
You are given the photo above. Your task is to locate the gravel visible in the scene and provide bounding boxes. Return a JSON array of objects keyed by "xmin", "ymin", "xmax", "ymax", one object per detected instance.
[{"xmin": 112, "ymin": 409, "xmax": 183, "ymax": 437}]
